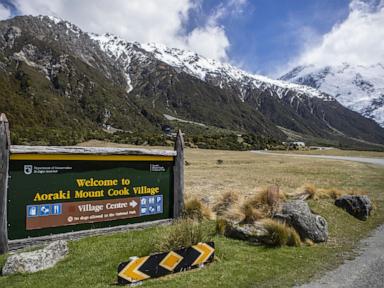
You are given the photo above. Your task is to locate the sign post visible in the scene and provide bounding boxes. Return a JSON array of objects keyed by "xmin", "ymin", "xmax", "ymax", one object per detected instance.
[
  {"xmin": 173, "ymin": 130, "xmax": 184, "ymax": 218},
  {"xmin": 0, "ymin": 114, "xmax": 10, "ymax": 254}
]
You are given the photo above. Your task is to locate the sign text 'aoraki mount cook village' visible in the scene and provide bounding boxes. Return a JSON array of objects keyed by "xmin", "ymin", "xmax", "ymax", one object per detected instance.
[{"xmin": 5, "ymin": 145, "xmax": 182, "ymax": 241}]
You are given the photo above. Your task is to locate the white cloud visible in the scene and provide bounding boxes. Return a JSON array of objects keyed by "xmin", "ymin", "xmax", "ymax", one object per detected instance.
[
  {"xmin": 186, "ymin": 26, "xmax": 229, "ymax": 60},
  {"xmin": 12, "ymin": 0, "xmax": 238, "ymax": 62},
  {"xmin": 295, "ymin": 0, "xmax": 384, "ymax": 67},
  {"xmin": 0, "ymin": 4, "xmax": 11, "ymax": 20}
]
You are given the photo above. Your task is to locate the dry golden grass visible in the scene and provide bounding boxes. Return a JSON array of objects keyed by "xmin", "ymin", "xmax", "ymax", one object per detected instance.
[
  {"xmin": 260, "ymin": 219, "xmax": 301, "ymax": 247},
  {"xmin": 182, "ymin": 198, "xmax": 212, "ymax": 220},
  {"xmin": 182, "ymin": 148, "xmax": 376, "ymax": 203},
  {"xmin": 220, "ymin": 201, "xmax": 265, "ymax": 224},
  {"xmin": 212, "ymin": 191, "xmax": 241, "ymax": 216},
  {"xmin": 290, "ymin": 183, "xmax": 358, "ymax": 200}
]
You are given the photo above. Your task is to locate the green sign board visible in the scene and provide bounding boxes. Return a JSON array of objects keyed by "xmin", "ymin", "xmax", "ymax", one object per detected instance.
[{"xmin": 8, "ymin": 153, "xmax": 174, "ymax": 240}]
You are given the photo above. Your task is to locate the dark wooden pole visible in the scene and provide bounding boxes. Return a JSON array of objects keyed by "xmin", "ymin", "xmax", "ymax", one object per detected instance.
[
  {"xmin": 173, "ymin": 130, "xmax": 184, "ymax": 218},
  {"xmin": 0, "ymin": 113, "xmax": 10, "ymax": 254}
]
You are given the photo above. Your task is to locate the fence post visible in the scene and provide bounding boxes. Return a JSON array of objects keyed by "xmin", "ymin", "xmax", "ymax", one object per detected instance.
[
  {"xmin": 0, "ymin": 113, "xmax": 10, "ymax": 254},
  {"xmin": 173, "ymin": 130, "xmax": 184, "ymax": 218}
]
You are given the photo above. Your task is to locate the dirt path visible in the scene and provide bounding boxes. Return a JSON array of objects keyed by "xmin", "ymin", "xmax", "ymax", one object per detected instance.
[
  {"xmin": 298, "ymin": 225, "xmax": 384, "ymax": 288},
  {"xmin": 251, "ymin": 151, "xmax": 384, "ymax": 167}
]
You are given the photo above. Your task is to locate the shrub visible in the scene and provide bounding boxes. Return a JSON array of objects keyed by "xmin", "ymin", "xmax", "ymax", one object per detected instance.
[
  {"xmin": 292, "ymin": 183, "xmax": 348, "ymax": 200},
  {"xmin": 219, "ymin": 200, "xmax": 265, "ymax": 225},
  {"xmin": 260, "ymin": 219, "xmax": 301, "ymax": 247},
  {"xmin": 302, "ymin": 183, "xmax": 317, "ymax": 199},
  {"xmin": 182, "ymin": 198, "xmax": 212, "ymax": 221},
  {"xmin": 152, "ymin": 219, "xmax": 215, "ymax": 253},
  {"xmin": 240, "ymin": 203, "xmax": 264, "ymax": 224},
  {"xmin": 213, "ymin": 191, "xmax": 240, "ymax": 216},
  {"xmin": 246, "ymin": 187, "xmax": 285, "ymax": 217}
]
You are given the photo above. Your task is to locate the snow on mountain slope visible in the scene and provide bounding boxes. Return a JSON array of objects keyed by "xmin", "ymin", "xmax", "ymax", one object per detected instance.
[
  {"xmin": 90, "ymin": 33, "xmax": 332, "ymax": 102},
  {"xmin": 280, "ymin": 63, "xmax": 384, "ymax": 126}
]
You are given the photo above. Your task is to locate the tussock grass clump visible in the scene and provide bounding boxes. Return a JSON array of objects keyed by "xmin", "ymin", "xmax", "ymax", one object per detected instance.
[
  {"xmin": 215, "ymin": 186, "xmax": 283, "ymax": 223},
  {"xmin": 221, "ymin": 202, "xmax": 265, "ymax": 224},
  {"xmin": 260, "ymin": 219, "xmax": 301, "ymax": 247},
  {"xmin": 182, "ymin": 198, "xmax": 212, "ymax": 221},
  {"xmin": 213, "ymin": 191, "xmax": 240, "ymax": 216},
  {"xmin": 152, "ymin": 218, "xmax": 215, "ymax": 253},
  {"xmin": 292, "ymin": 183, "xmax": 348, "ymax": 200},
  {"xmin": 246, "ymin": 186, "xmax": 285, "ymax": 217},
  {"xmin": 239, "ymin": 203, "xmax": 264, "ymax": 224}
]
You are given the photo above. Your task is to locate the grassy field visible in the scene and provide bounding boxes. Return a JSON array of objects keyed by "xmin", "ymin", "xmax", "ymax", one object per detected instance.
[{"xmin": 1, "ymin": 143, "xmax": 384, "ymax": 287}]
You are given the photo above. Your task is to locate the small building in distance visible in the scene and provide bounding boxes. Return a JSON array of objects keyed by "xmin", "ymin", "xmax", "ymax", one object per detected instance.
[{"xmin": 282, "ymin": 141, "xmax": 306, "ymax": 149}]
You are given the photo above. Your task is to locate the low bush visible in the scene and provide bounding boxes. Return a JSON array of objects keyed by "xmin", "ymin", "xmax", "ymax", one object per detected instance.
[
  {"xmin": 260, "ymin": 219, "xmax": 301, "ymax": 247},
  {"xmin": 152, "ymin": 219, "xmax": 215, "ymax": 253},
  {"xmin": 292, "ymin": 183, "xmax": 349, "ymax": 200},
  {"xmin": 213, "ymin": 191, "xmax": 240, "ymax": 216},
  {"xmin": 222, "ymin": 202, "xmax": 265, "ymax": 224},
  {"xmin": 182, "ymin": 198, "xmax": 212, "ymax": 221}
]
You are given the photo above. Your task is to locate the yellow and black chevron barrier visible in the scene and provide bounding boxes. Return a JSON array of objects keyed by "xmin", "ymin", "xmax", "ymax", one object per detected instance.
[{"xmin": 117, "ymin": 241, "xmax": 215, "ymax": 285}]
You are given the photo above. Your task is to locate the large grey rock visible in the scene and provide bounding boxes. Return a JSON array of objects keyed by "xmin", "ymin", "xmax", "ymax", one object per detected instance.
[
  {"xmin": 335, "ymin": 195, "xmax": 372, "ymax": 221},
  {"xmin": 2, "ymin": 240, "xmax": 68, "ymax": 275},
  {"xmin": 275, "ymin": 200, "xmax": 328, "ymax": 243},
  {"xmin": 224, "ymin": 221, "xmax": 268, "ymax": 244}
]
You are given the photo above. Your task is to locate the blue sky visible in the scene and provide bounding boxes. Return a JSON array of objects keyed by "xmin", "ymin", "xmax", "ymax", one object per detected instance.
[
  {"xmin": 204, "ymin": 0, "xmax": 350, "ymax": 74},
  {"xmin": 0, "ymin": 0, "xmax": 382, "ymax": 76}
]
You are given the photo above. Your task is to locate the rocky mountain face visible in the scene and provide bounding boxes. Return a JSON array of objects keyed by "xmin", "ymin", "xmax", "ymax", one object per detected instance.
[
  {"xmin": 1, "ymin": 15, "xmax": 384, "ymax": 150},
  {"xmin": 280, "ymin": 63, "xmax": 384, "ymax": 127}
]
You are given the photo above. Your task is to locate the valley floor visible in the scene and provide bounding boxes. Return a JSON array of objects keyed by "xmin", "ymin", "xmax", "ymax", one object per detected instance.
[{"xmin": 1, "ymin": 143, "xmax": 384, "ymax": 287}]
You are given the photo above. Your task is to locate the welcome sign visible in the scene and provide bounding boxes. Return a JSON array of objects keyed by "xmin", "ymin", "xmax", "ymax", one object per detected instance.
[{"xmin": 7, "ymin": 147, "xmax": 177, "ymax": 240}]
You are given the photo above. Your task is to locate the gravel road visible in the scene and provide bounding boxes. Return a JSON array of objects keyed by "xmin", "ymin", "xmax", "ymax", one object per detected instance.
[
  {"xmin": 252, "ymin": 150, "xmax": 384, "ymax": 288},
  {"xmin": 251, "ymin": 151, "xmax": 384, "ymax": 167},
  {"xmin": 298, "ymin": 225, "xmax": 384, "ymax": 288}
]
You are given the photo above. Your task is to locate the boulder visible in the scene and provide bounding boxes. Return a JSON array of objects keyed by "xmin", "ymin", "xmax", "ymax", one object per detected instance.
[
  {"xmin": 224, "ymin": 221, "xmax": 268, "ymax": 243},
  {"xmin": 2, "ymin": 240, "xmax": 68, "ymax": 275},
  {"xmin": 335, "ymin": 195, "xmax": 372, "ymax": 220},
  {"xmin": 274, "ymin": 200, "xmax": 328, "ymax": 243}
]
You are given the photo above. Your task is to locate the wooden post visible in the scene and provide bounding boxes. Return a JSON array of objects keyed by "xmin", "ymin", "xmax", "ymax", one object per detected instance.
[
  {"xmin": 0, "ymin": 113, "xmax": 10, "ymax": 254},
  {"xmin": 173, "ymin": 130, "xmax": 184, "ymax": 218}
]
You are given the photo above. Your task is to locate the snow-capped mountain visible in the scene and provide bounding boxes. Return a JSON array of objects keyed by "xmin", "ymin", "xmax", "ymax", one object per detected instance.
[
  {"xmin": 91, "ymin": 33, "xmax": 333, "ymax": 102},
  {"xmin": 280, "ymin": 63, "xmax": 384, "ymax": 126}
]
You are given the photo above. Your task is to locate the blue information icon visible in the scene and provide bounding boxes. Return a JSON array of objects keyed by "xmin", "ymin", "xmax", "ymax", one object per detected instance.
[
  {"xmin": 27, "ymin": 205, "xmax": 39, "ymax": 217},
  {"xmin": 51, "ymin": 204, "xmax": 62, "ymax": 215},
  {"xmin": 140, "ymin": 195, "xmax": 163, "ymax": 215},
  {"xmin": 39, "ymin": 205, "xmax": 51, "ymax": 216},
  {"xmin": 148, "ymin": 197, "xmax": 155, "ymax": 205},
  {"xmin": 148, "ymin": 206, "xmax": 156, "ymax": 214},
  {"xmin": 141, "ymin": 207, "xmax": 148, "ymax": 215}
]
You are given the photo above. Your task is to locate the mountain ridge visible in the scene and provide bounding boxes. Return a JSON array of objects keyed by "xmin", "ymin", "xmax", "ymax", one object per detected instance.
[{"xmin": 1, "ymin": 15, "xmax": 384, "ymax": 150}]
